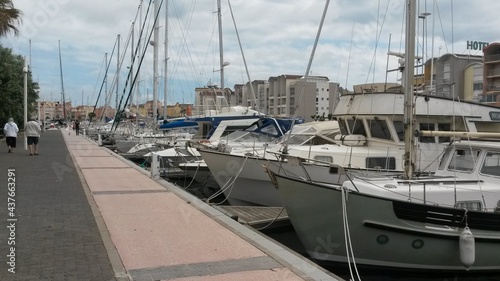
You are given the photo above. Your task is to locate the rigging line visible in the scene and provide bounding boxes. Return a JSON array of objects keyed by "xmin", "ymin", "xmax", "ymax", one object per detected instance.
[
  {"xmin": 112, "ymin": 0, "xmax": 157, "ymax": 132},
  {"xmin": 58, "ymin": 40, "xmax": 66, "ymax": 120},
  {"xmin": 451, "ymin": 95, "xmax": 487, "ymax": 209},
  {"xmin": 434, "ymin": 1, "xmax": 448, "ymax": 54},
  {"xmin": 170, "ymin": 0, "xmax": 205, "ymax": 90},
  {"xmin": 344, "ymin": 21, "xmax": 354, "ymax": 93},
  {"xmin": 106, "ymin": 34, "xmax": 132, "ymax": 122},
  {"xmin": 227, "ymin": 0, "xmax": 258, "ymax": 111},
  {"xmin": 88, "ymin": 54, "xmax": 107, "ymax": 126},
  {"xmin": 91, "ymin": 40, "xmax": 118, "ymax": 122},
  {"xmin": 361, "ymin": 0, "xmax": 392, "ymax": 166},
  {"xmin": 282, "ymin": 0, "xmax": 330, "ymax": 154},
  {"xmin": 120, "ymin": 0, "xmax": 163, "ymax": 122},
  {"xmin": 106, "ymin": 25, "xmax": 136, "ymax": 127},
  {"xmin": 341, "ymin": 186, "xmax": 362, "ymax": 281},
  {"xmin": 363, "ymin": 0, "xmax": 391, "ymax": 86}
]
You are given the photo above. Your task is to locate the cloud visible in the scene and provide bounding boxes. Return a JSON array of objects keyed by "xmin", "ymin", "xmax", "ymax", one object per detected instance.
[{"xmin": 1, "ymin": 0, "xmax": 499, "ymax": 107}]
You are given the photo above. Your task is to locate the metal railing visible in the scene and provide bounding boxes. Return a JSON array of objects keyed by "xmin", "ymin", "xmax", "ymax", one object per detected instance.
[{"xmin": 484, "ymin": 54, "xmax": 500, "ymax": 62}]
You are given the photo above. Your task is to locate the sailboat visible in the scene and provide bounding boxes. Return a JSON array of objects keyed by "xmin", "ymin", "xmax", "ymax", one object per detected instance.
[{"xmin": 266, "ymin": 0, "xmax": 500, "ymax": 273}]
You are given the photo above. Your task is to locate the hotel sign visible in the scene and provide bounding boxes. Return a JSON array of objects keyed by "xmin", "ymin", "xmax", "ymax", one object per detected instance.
[{"xmin": 467, "ymin": 41, "xmax": 489, "ymax": 50}]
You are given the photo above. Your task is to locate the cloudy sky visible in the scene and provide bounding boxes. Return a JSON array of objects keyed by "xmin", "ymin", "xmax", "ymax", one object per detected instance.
[{"xmin": 2, "ymin": 0, "xmax": 499, "ymax": 108}]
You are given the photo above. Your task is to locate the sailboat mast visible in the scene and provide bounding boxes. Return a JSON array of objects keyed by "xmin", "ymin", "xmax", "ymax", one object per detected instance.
[
  {"xmin": 116, "ymin": 34, "xmax": 120, "ymax": 111},
  {"xmin": 152, "ymin": 0, "xmax": 160, "ymax": 123},
  {"xmin": 58, "ymin": 40, "xmax": 66, "ymax": 120},
  {"xmin": 163, "ymin": 0, "xmax": 169, "ymax": 119},
  {"xmin": 403, "ymin": 0, "xmax": 417, "ymax": 179},
  {"xmin": 217, "ymin": 0, "xmax": 225, "ymax": 98}
]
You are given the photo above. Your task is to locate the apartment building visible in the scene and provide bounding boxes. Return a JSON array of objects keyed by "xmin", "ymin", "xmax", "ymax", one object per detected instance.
[
  {"xmin": 423, "ymin": 53, "xmax": 483, "ymax": 100},
  {"xmin": 482, "ymin": 43, "xmax": 500, "ymax": 107}
]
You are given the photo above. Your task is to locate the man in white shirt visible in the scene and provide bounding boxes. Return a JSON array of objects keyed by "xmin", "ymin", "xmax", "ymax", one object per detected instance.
[{"xmin": 25, "ymin": 118, "xmax": 41, "ymax": 156}]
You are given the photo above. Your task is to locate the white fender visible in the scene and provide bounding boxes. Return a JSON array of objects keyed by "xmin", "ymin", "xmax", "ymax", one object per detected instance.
[{"xmin": 459, "ymin": 226, "xmax": 475, "ymax": 270}]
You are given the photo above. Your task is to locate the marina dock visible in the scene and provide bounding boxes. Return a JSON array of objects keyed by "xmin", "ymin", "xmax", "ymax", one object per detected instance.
[{"xmin": 0, "ymin": 129, "xmax": 342, "ymax": 281}]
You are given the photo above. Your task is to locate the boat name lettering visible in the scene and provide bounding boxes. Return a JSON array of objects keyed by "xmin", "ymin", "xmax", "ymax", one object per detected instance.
[{"xmin": 489, "ymin": 111, "xmax": 500, "ymax": 120}]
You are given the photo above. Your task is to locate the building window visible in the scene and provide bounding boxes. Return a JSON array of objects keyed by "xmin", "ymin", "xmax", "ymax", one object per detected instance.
[{"xmin": 473, "ymin": 83, "xmax": 483, "ymax": 91}]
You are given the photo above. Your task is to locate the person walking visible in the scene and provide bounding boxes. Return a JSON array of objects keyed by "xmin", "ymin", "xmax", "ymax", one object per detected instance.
[
  {"xmin": 25, "ymin": 117, "xmax": 41, "ymax": 156},
  {"xmin": 3, "ymin": 117, "xmax": 19, "ymax": 153},
  {"xmin": 75, "ymin": 119, "xmax": 80, "ymax": 135}
]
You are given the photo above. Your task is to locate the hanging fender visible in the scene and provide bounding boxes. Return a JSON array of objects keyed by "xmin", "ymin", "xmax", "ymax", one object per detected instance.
[{"xmin": 459, "ymin": 226, "xmax": 475, "ymax": 270}]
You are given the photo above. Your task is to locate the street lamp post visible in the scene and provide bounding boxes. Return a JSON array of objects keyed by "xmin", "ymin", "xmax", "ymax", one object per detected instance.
[{"xmin": 23, "ymin": 58, "xmax": 28, "ymax": 150}]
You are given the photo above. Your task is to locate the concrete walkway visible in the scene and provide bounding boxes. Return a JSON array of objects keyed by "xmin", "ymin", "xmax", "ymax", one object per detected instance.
[
  {"xmin": 0, "ymin": 130, "xmax": 116, "ymax": 281},
  {"xmin": 1, "ymin": 129, "xmax": 342, "ymax": 281}
]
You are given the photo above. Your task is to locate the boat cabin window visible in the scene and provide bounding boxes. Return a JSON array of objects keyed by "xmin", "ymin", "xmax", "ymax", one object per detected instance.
[
  {"xmin": 366, "ymin": 157, "xmax": 396, "ymax": 170},
  {"xmin": 393, "ymin": 121, "xmax": 404, "ymax": 141},
  {"xmin": 480, "ymin": 151, "xmax": 500, "ymax": 177},
  {"xmin": 368, "ymin": 119, "xmax": 392, "ymax": 140},
  {"xmin": 448, "ymin": 148, "xmax": 480, "ymax": 173},
  {"xmin": 456, "ymin": 201, "xmax": 482, "ymax": 211},
  {"xmin": 314, "ymin": 155, "xmax": 333, "ymax": 163},
  {"xmin": 346, "ymin": 119, "xmax": 366, "ymax": 136},
  {"xmin": 338, "ymin": 119, "xmax": 349, "ymax": 135}
]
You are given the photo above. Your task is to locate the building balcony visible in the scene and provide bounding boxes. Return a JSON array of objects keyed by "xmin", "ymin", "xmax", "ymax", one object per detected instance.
[
  {"xmin": 486, "ymin": 84, "xmax": 500, "ymax": 93},
  {"xmin": 484, "ymin": 54, "xmax": 500, "ymax": 64},
  {"xmin": 487, "ymin": 68, "xmax": 500, "ymax": 78}
]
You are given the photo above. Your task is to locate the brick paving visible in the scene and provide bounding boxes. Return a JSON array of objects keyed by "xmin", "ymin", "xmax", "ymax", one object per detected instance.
[{"xmin": 0, "ymin": 130, "xmax": 116, "ymax": 281}]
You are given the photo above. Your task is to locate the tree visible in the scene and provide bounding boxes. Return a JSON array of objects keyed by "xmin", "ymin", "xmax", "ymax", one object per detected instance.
[
  {"xmin": 0, "ymin": 44, "xmax": 39, "ymax": 130},
  {"xmin": 0, "ymin": 0, "xmax": 22, "ymax": 37}
]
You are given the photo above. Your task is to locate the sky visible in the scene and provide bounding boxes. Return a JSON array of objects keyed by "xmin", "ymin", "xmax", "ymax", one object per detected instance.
[{"xmin": 2, "ymin": 0, "xmax": 500, "ymax": 108}]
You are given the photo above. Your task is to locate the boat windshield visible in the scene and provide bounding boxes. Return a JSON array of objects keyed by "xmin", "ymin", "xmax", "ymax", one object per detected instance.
[
  {"xmin": 447, "ymin": 148, "xmax": 480, "ymax": 173},
  {"xmin": 221, "ymin": 131, "xmax": 277, "ymax": 143},
  {"xmin": 480, "ymin": 151, "xmax": 500, "ymax": 177},
  {"xmin": 276, "ymin": 134, "xmax": 315, "ymax": 145}
]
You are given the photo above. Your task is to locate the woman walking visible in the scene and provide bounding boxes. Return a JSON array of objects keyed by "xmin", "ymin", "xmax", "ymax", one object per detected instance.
[{"xmin": 3, "ymin": 117, "xmax": 19, "ymax": 153}]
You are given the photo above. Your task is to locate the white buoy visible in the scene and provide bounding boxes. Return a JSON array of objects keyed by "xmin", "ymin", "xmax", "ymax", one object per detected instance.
[{"xmin": 459, "ymin": 226, "xmax": 475, "ymax": 270}]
